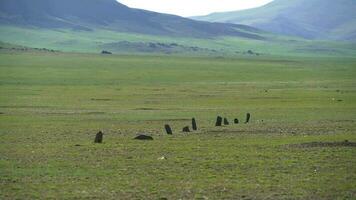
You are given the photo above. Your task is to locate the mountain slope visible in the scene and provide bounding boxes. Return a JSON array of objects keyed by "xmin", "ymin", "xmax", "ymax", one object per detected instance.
[
  {"xmin": 1, "ymin": 0, "xmax": 355, "ymax": 56},
  {"xmin": 192, "ymin": 0, "xmax": 356, "ymax": 40},
  {"xmin": 0, "ymin": 0, "xmax": 263, "ymax": 39}
]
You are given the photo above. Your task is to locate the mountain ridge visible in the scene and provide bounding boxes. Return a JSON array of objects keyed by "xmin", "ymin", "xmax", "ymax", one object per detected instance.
[
  {"xmin": 192, "ymin": 0, "xmax": 356, "ymax": 40},
  {"xmin": 0, "ymin": 0, "xmax": 264, "ymax": 39}
]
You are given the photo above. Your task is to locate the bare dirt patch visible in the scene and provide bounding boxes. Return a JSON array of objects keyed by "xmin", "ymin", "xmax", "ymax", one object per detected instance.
[
  {"xmin": 134, "ymin": 108, "xmax": 159, "ymax": 111},
  {"xmin": 288, "ymin": 140, "xmax": 356, "ymax": 148},
  {"xmin": 91, "ymin": 98, "xmax": 111, "ymax": 101}
]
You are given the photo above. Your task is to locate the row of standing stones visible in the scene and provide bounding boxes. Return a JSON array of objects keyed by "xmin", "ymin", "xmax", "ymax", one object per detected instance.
[
  {"xmin": 164, "ymin": 117, "xmax": 198, "ymax": 135},
  {"xmin": 215, "ymin": 113, "xmax": 251, "ymax": 127},
  {"xmin": 94, "ymin": 113, "xmax": 251, "ymax": 143}
]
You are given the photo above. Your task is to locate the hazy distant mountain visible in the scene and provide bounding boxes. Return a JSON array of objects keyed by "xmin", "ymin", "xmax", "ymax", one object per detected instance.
[
  {"xmin": 192, "ymin": 0, "xmax": 356, "ymax": 40},
  {"xmin": 0, "ymin": 0, "xmax": 263, "ymax": 39}
]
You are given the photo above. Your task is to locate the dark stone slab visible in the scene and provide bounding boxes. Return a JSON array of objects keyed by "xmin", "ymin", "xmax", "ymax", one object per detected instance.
[
  {"xmin": 134, "ymin": 135, "xmax": 154, "ymax": 140},
  {"xmin": 94, "ymin": 131, "xmax": 103, "ymax": 143},
  {"xmin": 224, "ymin": 118, "xmax": 229, "ymax": 125},
  {"xmin": 182, "ymin": 126, "xmax": 190, "ymax": 132},
  {"xmin": 245, "ymin": 113, "xmax": 251, "ymax": 123},
  {"xmin": 215, "ymin": 116, "xmax": 222, "ymax": 126},
  {"xmin": 165, "ymin": 124, "xmax": 173, "ymax": 135},
  {"xmin": 192, "ymin": 118, "xmax": 197, "ymax": 131}
]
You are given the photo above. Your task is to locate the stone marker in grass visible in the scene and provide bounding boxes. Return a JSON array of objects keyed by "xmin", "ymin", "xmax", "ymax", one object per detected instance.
[
  {"xmin": 224, "ymin": 118, "xmax": 229, "ymax": 125},
  {"xmin": 245, "ymin": 113, "xmax": 251, "ymax": 123},
  {"xmin": 192, "ymin": 118, "xmax": 197, "ymax": 131},
  {"xmin": 215, "ymin": 116, "xmax": 222, "ymax": 126},
  {"xmin": 94, "ymin": 131, "xmax": 103, "ymax": 143},
  {"xmin": 134, "ymin": 135, "xmax": 153, "ymax": 140},
  {"xmin": 165, "ymin": 124, "xmax": 173, "ymax": 135},
  {"xmin": 234, "ymin": 118, "xmax": 239, "ymax": 124},
  {"xmin": 182, "ymin": 126, "xmax": 190, "ymax": 132}
]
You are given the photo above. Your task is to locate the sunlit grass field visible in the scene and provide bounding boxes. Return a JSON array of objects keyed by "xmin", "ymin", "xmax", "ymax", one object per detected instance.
[{"xmin": 0, "ymin": 51, "xmax": 355, "ymax": 199}]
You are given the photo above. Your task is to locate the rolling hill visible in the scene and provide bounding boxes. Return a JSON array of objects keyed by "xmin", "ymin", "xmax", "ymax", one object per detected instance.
[
  {"xmin": 0, "ymin": 0, "xmax": 262, "ymax": 39},
  {"xmin": 192, "ymin": 0, "xmax": 356, "ymax": 41},
  {"xmin": 0, "ymin": 0, "xmax": 355, "ymax": 56}
]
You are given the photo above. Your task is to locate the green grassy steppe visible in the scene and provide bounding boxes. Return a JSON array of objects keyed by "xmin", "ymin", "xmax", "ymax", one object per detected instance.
[{"xmin": 0, "ymin": 52, "xmax": 355, "ymax": 199}]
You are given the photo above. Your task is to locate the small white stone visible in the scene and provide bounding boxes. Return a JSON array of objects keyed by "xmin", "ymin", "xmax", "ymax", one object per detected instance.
[{"xmin": 158, "ymin": 156, "xmax": 167, "ymax": 160}]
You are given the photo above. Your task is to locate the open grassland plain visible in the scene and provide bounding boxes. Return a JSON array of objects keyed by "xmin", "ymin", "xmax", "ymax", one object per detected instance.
[{"xmin": 0, "ymin": 52, "xmax": 356, "ymax": 199}]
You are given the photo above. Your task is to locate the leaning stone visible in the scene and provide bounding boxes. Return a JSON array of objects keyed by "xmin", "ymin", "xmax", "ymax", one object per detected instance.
[
  {"xmin": 215, "ymin": 116, "xmax": 222, "ymax": 126},
  {"xmin": 165, "ymin": 124, "xmax": 173, "ymax": 135},
  {"xmin": 245, "ymin": 113, "xmax": 251, "ymax": 124},
  {"xmin": 134, "ymin": 135, "xmax": 154, "ymax": 140},
  {"xmin": 192, "ymin": 118, "xmax": 197, "ymax": 131},
  {"xmin": 94, "ymin": 131, "xmax": 103, "ymax": 143},
  {"xmin": 182, "ymin": 126, "xmax": 190, "ymax": 132},
  {"xmin": 224, "ymin": 118, "xmax": 229, "ymax": 125}
]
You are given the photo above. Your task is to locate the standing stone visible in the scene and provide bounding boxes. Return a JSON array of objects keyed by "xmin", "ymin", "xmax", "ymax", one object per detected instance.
[
  {"xmin": 192, "ymin": 118, "xmax": 197, "ymax": 131},
  {"xmin": 94, "ymin": 131, "xmax": 103, "ymax": 143},
  {"xmin": 215, "ymin": 116, "xmax": 223, "ymax": 126},
  {"xmin": 245, "ymin": 113, "xmax": 251, "ymax": 124},
  {"xmin": 182, "ymin": 126, "xmax": 190, "ymax": 132},
  {"xmin": 165, "ymin": 124, "xmax": 173, "ymax": 135},
  {"xmin": 234, "ymin": 118, "xmax": 239, "ymax": 124},
  {"xmin": 224, "ymin": 118, "xmax": 229, "ymax": 125}
]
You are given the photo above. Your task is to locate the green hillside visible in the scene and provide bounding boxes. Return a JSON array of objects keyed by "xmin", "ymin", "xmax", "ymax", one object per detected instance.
[
  {"xmin": 0, "ymin": 0, "xmax": 356, "ymax": 56},
  {"xmin": 1, "ymin": 25, "xmax": 356, "ymax": 57},
  {"xmin": 192, "ymin": 0, "xmax": 356, "ymax": 41}
]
